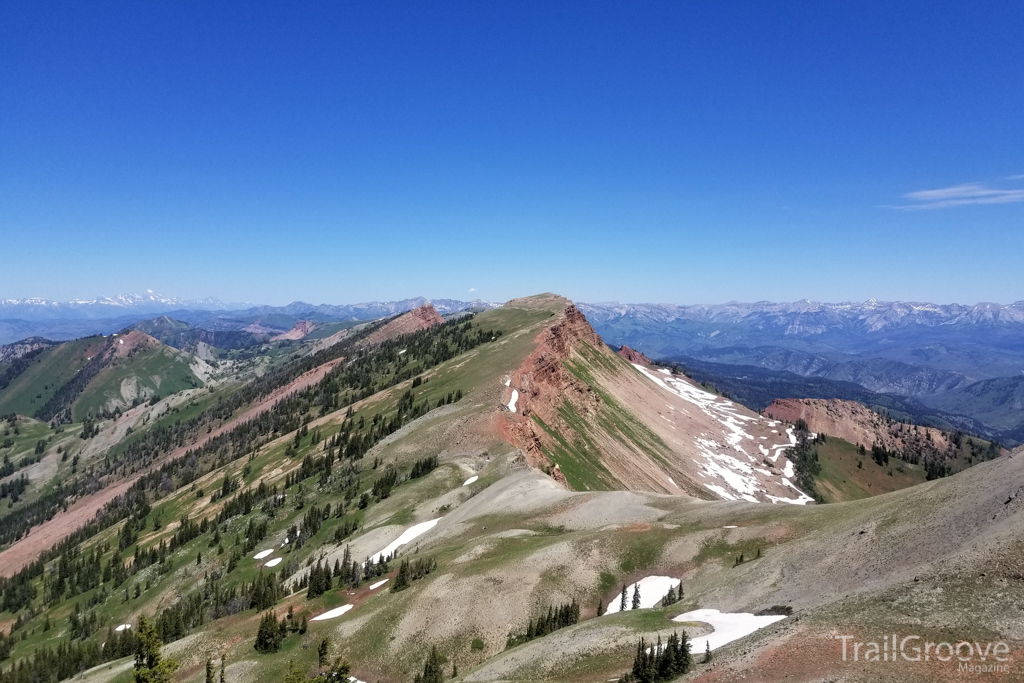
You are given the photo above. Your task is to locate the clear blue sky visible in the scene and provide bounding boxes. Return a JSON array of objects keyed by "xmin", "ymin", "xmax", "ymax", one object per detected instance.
[{"xmin": 2, "ymin": 1, "xmax": 1022, "ymax": 306}]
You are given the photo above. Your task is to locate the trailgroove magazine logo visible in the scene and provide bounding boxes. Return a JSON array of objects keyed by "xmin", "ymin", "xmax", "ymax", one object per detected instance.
[{"xmin": 836, "ymin": 635, "xmax": 1012, "ymax": 674}]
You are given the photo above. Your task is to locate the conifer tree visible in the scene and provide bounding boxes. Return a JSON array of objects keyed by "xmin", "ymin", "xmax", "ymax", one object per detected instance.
[
  {"xmin": 206, "ymin": 658, "xmax": 214, "ymax": 683},
  {"xmin": 620, "ymin": 584, "xmax": 628, "ymax": 611},
  {"xmin": 219, "ymin": 655, "xmax": 226, "ymax": 683},
  {"xmin": 133, "ymin": 615, "xmax": 179, "ymax": 683},
  {"xmin": 704, "ymin": 640, "xmax": 712, "ymax": 663},
  {"xmin": 632, "ymin": 583, "xmax": 641, "ymax": 609},
  {"xmin": 254, "ymin": 610, "xmax": 283, "ymax": 653}
]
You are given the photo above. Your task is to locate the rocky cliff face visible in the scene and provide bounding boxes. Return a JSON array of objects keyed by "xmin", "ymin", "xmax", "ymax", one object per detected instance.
[
  {"xmin": 617, "ymin": 345, "xmax": 650, "ymax": 364},
  {"xmin": 500, "ymin": 303, "xmax": 606, "ymax": 475},
  {"xmin": 765, "ymin": 397, "xmax": 959, "ymax": 454}
]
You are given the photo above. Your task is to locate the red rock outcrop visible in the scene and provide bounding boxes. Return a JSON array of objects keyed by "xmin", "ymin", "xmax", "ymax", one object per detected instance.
[
  {"xmin": 617, "ymin": 345, "xmax": 651, "ymax": 364},
  {"xmin": 499, "ymin": 303, "xmax": 606, "ymax": 476},
  {"xmin": 765, "ymin": 398, "xmax": 957, "ymax": 454}
]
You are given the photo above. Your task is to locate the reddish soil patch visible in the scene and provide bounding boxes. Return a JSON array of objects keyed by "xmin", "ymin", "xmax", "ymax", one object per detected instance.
[
  {"xmin": 271, "ymin": 320, "xmax": 315, "ymax": 341},
  {"xmin": 0, "ymin": 477, "xmax": 135, "ymax": 577},
  {"xmin": 690, "ymin": 625, "xmax": 1023, "ymax": 683},
  {"xmin": 361, "ymin": 304, "xmax": 443, "ymax": 346}
]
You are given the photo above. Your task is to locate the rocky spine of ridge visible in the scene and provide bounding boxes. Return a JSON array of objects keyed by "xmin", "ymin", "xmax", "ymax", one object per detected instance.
[
  {"xmin": 765, "ymin": 397, "xmax": 991, "ymax": 457},
  {"xmin": 617, "ymin": 345, "xmax": 650, "ymax": 364},
  {"xmin": 361, "ymin": 303, "xmax": 445, "ymax": 346},
  {"xmin": 499, "ymin": 303, "xmax": 607, "ymax": 481}
]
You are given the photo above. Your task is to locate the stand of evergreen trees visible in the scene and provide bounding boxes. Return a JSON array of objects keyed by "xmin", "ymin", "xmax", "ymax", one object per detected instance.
[
  {"xmin": 619, "ymin": 633, "xmax": 692, "ymax": 683},
  {"xmin": 390, "ymin": 557, "xmax": 437, "ymax": 592},
  {"xmin": 660, "ymin": 584, "xmax": 683, "ymax": 607},
  {"xmin": 506, "ymin": 600, "xmax": 580, "ymax": 648},
  {"xmin": 306, "ymin": 560, "xmax": 333, "ymax": 599}
]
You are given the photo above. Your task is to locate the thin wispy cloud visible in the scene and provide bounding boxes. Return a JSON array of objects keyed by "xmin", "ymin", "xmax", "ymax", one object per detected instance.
[{"xmin": 893, "ymin": 181, "xmax": 1024, "ymax": 209}]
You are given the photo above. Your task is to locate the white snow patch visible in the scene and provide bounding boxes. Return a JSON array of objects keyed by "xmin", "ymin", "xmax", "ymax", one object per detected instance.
[
  {"xmin": 264, "ymin": 557, "xmax": 282, "ymax": 568},
  {"xmin": 398, "ymin": 349, "xmax": 406, "ymax": 355},
  {"xmin": 504, "ymin": 379, "xmax": 511, "ymax": 387},
  {"xmin": 631, "ymin": 364, "xmax": 810, "ymax": 506},
  {"xmin": 671, "ymin": 608, "xmax": 786, "ymax": 652},
  {"xmin": 253, "ymin": 549, "xmax": 273, "ymax": 560},
  {"xmin": 118, "ymin": 339, "xmax": 124, "ymax": 345},
  {"xmin": 507, "ymin": 389, "xmax": 519, "ymax": 413},
  {"xmin": 463, "ymin": 475, "xmax": 479, "ymax": 486},
  {"xmin": 369, "ymin": 518, "xmax": 441, "ymax": 564},
  {"xmin": 310, "ymin": 604, "xmax": 353, "ymax": 621},
  {"xmin": 723, "ymin": 525, "xmax": 738, "ymax": 529},
  {"xmin": 604, "ymin": 576, "xmax": 681, "ymax": 614},
  {"xmin": 369, "ymin": 578, "xmax": 389, "ymax": 590},
  {"xmin": 782, "ymin": 458, "xmax": 795, "ymax": 479},
  {"xmin": 667, "ymin": 477, "xmax": 676, "ymax": 487},
  {"xmin": 115, "ymin": 624, "xmax": 131, "ymax": 632}
]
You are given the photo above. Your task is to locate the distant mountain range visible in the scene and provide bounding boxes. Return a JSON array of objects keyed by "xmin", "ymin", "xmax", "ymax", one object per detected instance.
[
  {"xmin": 580, "ymin": 299, "xmax": 1024, "ymax": 445},
  {"xmin": 0, "ymin": 291, "xmax": 246, "ymax": 320},
  {"xmin": 0, "ymin": 293, "xmax": 499, "ymax": 344}
]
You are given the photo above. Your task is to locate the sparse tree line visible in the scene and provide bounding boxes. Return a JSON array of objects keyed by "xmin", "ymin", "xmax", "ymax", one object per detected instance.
[{"xmin": 505, "ymin": 600, "xmax": 581, "ymax": 648}]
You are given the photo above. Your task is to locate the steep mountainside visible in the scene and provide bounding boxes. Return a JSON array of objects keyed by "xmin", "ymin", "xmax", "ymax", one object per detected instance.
[
  {"xmin": 0, "ymin": 294, "xmax": 1019, "ymax": 683},
  {"xmin": 130, "ymin": 316, "xmax": 269, "ymax": 350},
  {"xmin": 499, "ymin": 296, "xmax": 811, "ymax": 503},
  {"xmin": 616, "ymin": 344, "xmax": 651, "ymax": 364}
]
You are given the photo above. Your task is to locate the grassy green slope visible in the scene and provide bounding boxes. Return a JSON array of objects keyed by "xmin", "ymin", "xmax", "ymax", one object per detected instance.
[
  {"xmin": 71, "ymin": 345, "xmax": 203, "ymax": 421},
  {"xmin": 0, "ymin": 338, "xmax": 104, "ymax": 417},
  {"xmin": 812, "ymin": 436, "xmax": 927, "ymax": 502}
]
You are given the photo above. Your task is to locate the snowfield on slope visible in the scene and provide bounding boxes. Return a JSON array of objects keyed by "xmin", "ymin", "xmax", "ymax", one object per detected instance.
[
  {"xmin": 603, "ymin": 576, "xmax": 681, "ymax": 614},
  {"xmin": 632, "ymin": 365, "xmax": 813, "ymax": 505},
  {"xmin": 368, "ymin": 518, "xmax": 441, "ymax": 563},
  {"xmin": 671, "ymin": 608, "xmax": 787, "ymax": 651}
]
